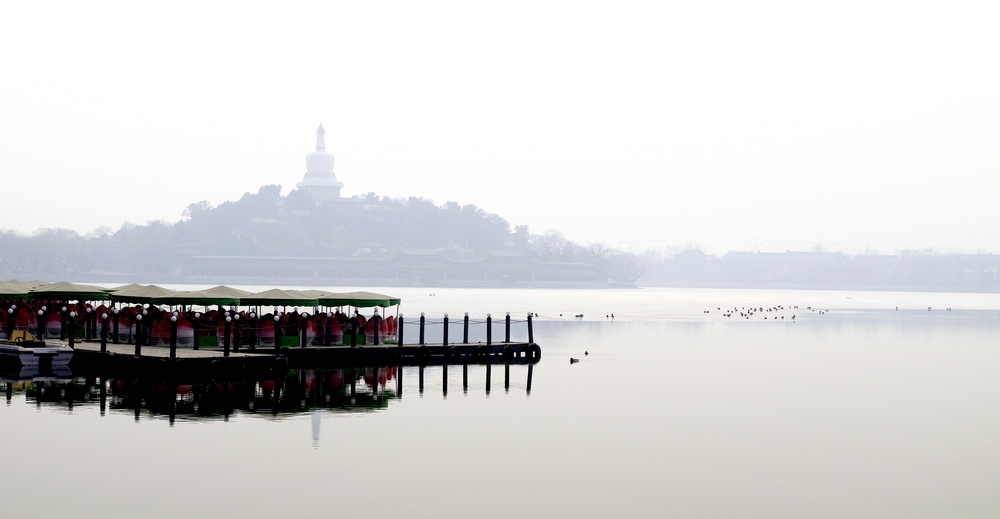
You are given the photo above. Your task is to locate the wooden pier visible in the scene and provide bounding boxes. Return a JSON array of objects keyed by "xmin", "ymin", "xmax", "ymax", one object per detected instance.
[{"xmin": 59, "ymin": 339, "xmax": 540, "ymax": 382}]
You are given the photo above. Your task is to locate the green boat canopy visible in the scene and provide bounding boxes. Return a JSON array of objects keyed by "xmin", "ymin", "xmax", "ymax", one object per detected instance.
[
  {"xmin": 294, "ymin": 289, "xmax": 338, "ymax": 299},
  {"xmin": 240, "ymin": 288, "xmax": 319, "ymax": 307},
  {"xmin": 150, "ymin": 291, "xmax": 240, "ymax": 306},
  {"xmin": 0, "ymin": 281, "xmax": 30, "ymax": 298},
  {"xmin": 317, "ymin": 291, "xmax": 401, "ymax": 308},
  {"xmin": 110, "ymin": 285, "xmax": 176, "ymax": 304},
  {"xmin": 5, "ymin": 279, "xmax": 48, "ymax": 291},
  {"xmin": 202, "ymin": 285, "xmax": 253, "ymax": 298},
  {"xmin": 109, "ymin": 283, "xmax": 145, "ymax": 293},
  {"xmin": 27, "ymin": 281, "xmax": 111, "ymax": 301}
]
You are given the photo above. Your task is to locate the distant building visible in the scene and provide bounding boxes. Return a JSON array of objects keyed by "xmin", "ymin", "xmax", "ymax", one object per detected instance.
[{"xmin": 296, "ymin": 124, "xmax": 344, "ymax": 201}]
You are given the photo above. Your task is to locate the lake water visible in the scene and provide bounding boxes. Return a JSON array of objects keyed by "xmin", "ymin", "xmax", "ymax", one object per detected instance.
[{"xmin": 3, "ymin": 287, "xmax": 1000, "ymax": 517}]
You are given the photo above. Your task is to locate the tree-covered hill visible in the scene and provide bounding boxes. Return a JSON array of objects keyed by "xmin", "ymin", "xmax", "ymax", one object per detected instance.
[{"xmin": 0, "ymin": 186, "xmax": 642, "ymax": 287}]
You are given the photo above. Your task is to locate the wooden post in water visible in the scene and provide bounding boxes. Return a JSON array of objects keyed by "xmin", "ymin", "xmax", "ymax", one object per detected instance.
[
  {"xmin": 486, "ymin": 314, "xmax": 492, "ymax": 347},
  {"xmin": 463, "ymin": 313, "xmax": 469, "ymax": 344},
  {"xmin": 85, "ymin": 308, "xmax": 93, "ymax": 341},
  {"xmin": 527, "ymin": 313, "xmax": 534, "ymax": 344},
  {"xmin": 462, "ymin": 364, "xmax": 468, "ymax": 393},
  {"xmin": 134, "ymin": 314, "xmax": 142, "ymax": 356},
  {"xmin": 442, "ymin": 314, "xmax": 449, "ymax": 346},
  {"xmin": 59, "ymin": 306, "xmax": 67, "ymax": 341},
  {"xmin": 505, "ymin": 364, "xmax": 510, "ymax": 392},
  {"xmin": 250, "ymin": 313, "xmax": 258, "ymax": 350},
  {"xmin": 232, "ymin": 314, "xmax": 240, "ymax": 352},
  {"xmin": 273, "ymin": 315, "xmax": 282, "ymax": 353},
  {"xmin": 300, "ymin": 313, "xmax": 308, "ymax": 348},
  {"xmin": 350, "ymin": 318, "xmax": 357, "ymax": 348},
  {"xmin": 324, "ymin": 312, "xmax": 332, "ymax": 346},
  {"xmin": 169, "ymin": 315, "xmax": 178, "ymax": 359},
  {"xmin": 6, "ymin": 309, "xmax": 14, "ymax": 341},
  {"xmin": 442, "ymin": 363, "xmax": 448, "ymax": 396},
  {"xmin": 526, "ymin": 363, "xmax": 533, "ymax": 394},
  {"xmin": 419, "ymin": 366, "xmax": 424, "ymax": 394},
  {"xmin": 224, "ymin": 315, "xmax": 232, "ymax": 357},
  {"xmin": 100, "ymin": 312, "xmax": 109, "ymax": 353},
  {"xmin": 505, "ymin": 312, "xmax": 510, "ymax": 343},
  {"xmin": 67, "ymin": 311, "xmax": 77, "ymax": 349},
  {"xmin": 192, "ymin": 312, "xmax": 201, "ymax": 350},
  {"xmin": 112, "ymin": 308, "xmax": 119, "ymax": 344},
  {"xmin": 419, "ymin": 313, "xmax": 425, "ymax": 345},
  {"xmin": 398, "ymin": 315, "xmax": 404, "ymax": 347}
]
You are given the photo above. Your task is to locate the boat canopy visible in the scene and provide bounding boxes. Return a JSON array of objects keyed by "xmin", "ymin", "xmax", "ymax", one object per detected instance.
[
  {"xmin": 150, "ymin": 291, "xmax": 240, "ymax": 306},
  {"xmin": 0, "ymin": 281, "xmax": 30, "ymax": 298},
  {"xmin": 110, "ymin": 285, "xmax": 176, "ymax": 304},
  {"xmin": 109, "ymin": 283, "xmax": 145, "ymax": 293},
  {"xmin": 27, "ymin": 281, "xmax": 110, "ymax": 301},
  {"xmin": 2, "ymin": 280, "xmax": 402, "ymax": 310},
  {"xmin": 294, "ymin": 289, "xmax": 338, "ymax": 299},
  {"xmin": 240, "ymin": 289, "xmax": 319, "ymax": 307},
  {"xmin": 202, "ymin": 286, "xmax": 253, "ymax": 298},
  {"xmin": 317, "ymin": 291, "xmax": 401, "ymax": 308}
]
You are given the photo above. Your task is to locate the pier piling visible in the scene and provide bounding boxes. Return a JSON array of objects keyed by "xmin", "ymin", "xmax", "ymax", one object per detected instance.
[
  {"xmin": 134, "ymin": 314, "xmax": 143, "ymax": 356},
  {"xmin": 398, "ymin": 315, "xmax": 404, "ymax": 348},
  {"xmin": 112, "ymin": 308, "xmax": 119, "ymax": 344},
  {"xmin": 442, "ymin": 314, "xmax": 449, "ymax": 346},
  {"xmin": 224, "ymin": 315, "xmax": 232, "ymax": 357},
  {"xmin": 37, "ymin": 309, "xmax": 45, "ymax": 339},
  {"xmin": 169, "ymin": 315, "xmax": 178, "ymax": 359},
  {"xmin": 419, "ymin": 313, "xmax": 425, "ymax": 345},
  {"xmin": 505, "ymin": 313, "xmax": 510, "ymax": 343},
  {"xmin": 273, "ymin": 315, "xmax": 281, "ymax": 353},
  {"xmin": 527, "ymin": 314, "xmax": 534, "ymax": 344},
  {"xmin": 68, "ymin": 311, "xmax": 76, "ymax": 349},
  {"xmin": 100, "ymin": 313, "xmax": 108, "ymax": 353},
  {"xmin": 300, "ymin": 314, "xmax": 307, "ymax": 348},
  {"xmin": 463, "ymin": 313, "xmax": 469, "ymax": 343}
]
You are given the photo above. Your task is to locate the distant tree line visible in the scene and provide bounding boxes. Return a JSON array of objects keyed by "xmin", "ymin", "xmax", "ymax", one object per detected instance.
[{"xmin": 639, "ymin": 249, "xmax": 1000, "ymax": 292}]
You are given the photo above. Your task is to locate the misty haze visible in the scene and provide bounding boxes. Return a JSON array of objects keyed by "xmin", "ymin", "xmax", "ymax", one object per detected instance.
[{"xmin": 2, "ymin": 2, "xmax": 999, "ymax": 517}]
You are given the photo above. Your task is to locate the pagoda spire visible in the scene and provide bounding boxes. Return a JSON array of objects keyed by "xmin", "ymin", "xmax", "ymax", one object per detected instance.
[{"xmin": 315, "ymin": 124, "xmax": 326, "ymax": 152}]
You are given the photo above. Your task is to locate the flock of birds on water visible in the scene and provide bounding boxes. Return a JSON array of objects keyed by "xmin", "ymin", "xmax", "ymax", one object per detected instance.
[
  {"xmin": 567, "ymin": 305, "xmax": 839, "ymax": 364},
  {"xmin": 567, "ymin": 304, "xmax": 959, "ymax": 363}
]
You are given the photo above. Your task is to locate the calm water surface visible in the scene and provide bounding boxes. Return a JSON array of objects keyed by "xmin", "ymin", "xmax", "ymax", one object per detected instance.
[{"xmin": 3, "ymin": 287, "xmax": 1000, "ymax": 517}]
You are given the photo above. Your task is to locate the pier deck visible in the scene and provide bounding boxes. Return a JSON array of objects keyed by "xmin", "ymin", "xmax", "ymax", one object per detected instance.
[{"xmin": 50, "ymin": 339, "xmax": 540, "ymax": 381}]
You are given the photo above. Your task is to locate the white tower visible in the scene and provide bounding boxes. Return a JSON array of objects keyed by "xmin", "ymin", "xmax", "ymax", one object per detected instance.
[{"xmin": 296, "ymin": 124, "xmax": 344, "ymax": 201}]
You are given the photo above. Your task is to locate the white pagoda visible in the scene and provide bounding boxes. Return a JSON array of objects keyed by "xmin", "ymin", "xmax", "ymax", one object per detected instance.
[{"xmin": 296, "ymin": 124, "xmax": 344, "ymax": 201}]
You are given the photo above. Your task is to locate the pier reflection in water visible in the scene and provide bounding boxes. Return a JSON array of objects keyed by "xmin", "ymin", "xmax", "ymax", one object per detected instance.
[{"xmin": 2, "ymin": 361, "xmax": 535, "ymax": 423}]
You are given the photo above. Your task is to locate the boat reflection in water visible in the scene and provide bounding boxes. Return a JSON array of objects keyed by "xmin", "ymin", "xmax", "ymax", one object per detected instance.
[{"xmin": 3, "ymin": 361, "xmax": 535, "ymax": 424}]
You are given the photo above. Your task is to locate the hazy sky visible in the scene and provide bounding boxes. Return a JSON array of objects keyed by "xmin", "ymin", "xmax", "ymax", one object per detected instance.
[{"xmin": 2, "ymin": 2, "xmax": 998, "ymax": 255}]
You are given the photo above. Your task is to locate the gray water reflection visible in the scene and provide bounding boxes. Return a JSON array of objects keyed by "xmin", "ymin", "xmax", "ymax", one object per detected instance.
[
  {"xmin": 5, "ymin": 312, "xmax": 1000, "ymax": 517},
  {"xmin": 3, "ymin": 362, "xmax": 535, "ymax": 424}
]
